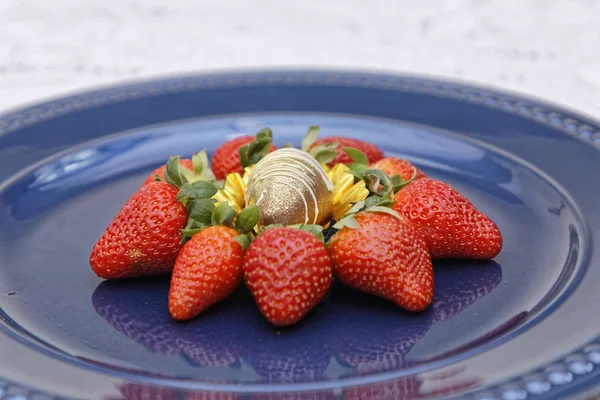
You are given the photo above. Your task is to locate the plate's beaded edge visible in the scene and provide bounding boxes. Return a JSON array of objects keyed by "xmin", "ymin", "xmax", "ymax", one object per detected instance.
[
  {"xmin": 0, "ymin": 71, "xmax": 598, "ymax": 399},
  {"xmin": 0, "ymin": 72, "xmax": 599, "ymax": 147},
  {"xmin": 466, "ymin": 340, "xmax": 600, "ymax": 400}
]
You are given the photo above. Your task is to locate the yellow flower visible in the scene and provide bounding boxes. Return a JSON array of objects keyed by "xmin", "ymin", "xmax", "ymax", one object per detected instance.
[
  {"xmin": 327, "ymin": 164, "xmax": 369, "ymax": 221},
  {"xmin": 212, "ymin": 166, "xmax": 254, "ymax": 214}
]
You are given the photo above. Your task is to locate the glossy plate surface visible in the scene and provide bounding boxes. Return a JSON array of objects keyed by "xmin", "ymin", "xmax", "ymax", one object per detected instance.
[{"xmin": 0, "ymin": 71, "xmax": 599, "ymax": 400}]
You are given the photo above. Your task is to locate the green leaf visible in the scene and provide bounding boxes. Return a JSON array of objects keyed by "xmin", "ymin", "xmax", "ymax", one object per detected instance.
[
  {"xmin": 192, "ymin": 151, "xmax": 205, "ymax": 177},
  {"xmin": 301, "ymin": 125, "xmax": 320, "ymax": 152},
  {"xmin": 192, "ymin": 180, "xmax": 218, "ymax": 198},
  {"xmin": 347, "ymin": 162, "xmax": 368, "ymax": 175},
  {"xmin": 234, "ymin": 234, "xmax": 252, "ymax": 250},
  {"xmin": 192, "ymin": 150, "xmax": 217, "ymax": 181},
  {"xmin": 185, "ymin": 219, "xmax": 204, "ymax": 229},
  {"xmin": 176, "ymin": 183, "xmax": 196, "ymax": 203},
  {"xmin": 346, "ymin": 200, "xmax": 366, "ymax": 215},
  {"xmin": 342, "ymin": 147, "xmax": 369, "ymax": 166},
  {"xmin": 236, "ymin": 205, "xmax": 260, "ymax": 233},
  {"xmin": 181, "ymin": 227, "xmax": 204, "ymax": 238},
  {"xmin": 176, "ymin": 181, "xmax": 218, "ymax": 203},
  {"xmin": 309, "ymin": 143, "xmax": 339, "ymax": 164},
  {"xmin": 212, "ymin": 202, "xmax": 236, "ymax": 227},
  {"xmin": 390, "ymin": 174, "xmax": 404, "ymax": 187},
  {"xmin": 239, "ymin": 144, "xmax": 250, "ymax": 169},
  {"xmin": 180, "ymin": 219, "xmax": 211, "ymax": 243},
  {"xmin": 180, "ymin": 181, "xmax": 217, "ymax": 201},
  {"xmin": 163, "ymin": 156, "xmax": 187, "ymax": 188},
  {"xmin": 377, "ymin": 199, "xmax": 396, "ymax": 208},
  {"xmin": 154, "ymin": 174, "xmax": 162, "ymax": 182},
  {"xmin": 187, "ymin": 198, "xmax": 215, "ymax": 225},
  {"xmin": 364, "ymin": 206, "xmax": 403, "ymax": 220},
  {"xmin": 346, "ymin": 169, "xmax": 366, "ymax": 181},
  {"xmin": 364, "ymin": 168, "xmax": 394, "ymax": 197},
  {"xmin": 333, "ymin": 215, "xmax": 361, "ymax": 230},
  {"xmin": 239, "ymin": 128, "xmax": 274, "ymax": 168},
  {"xmin": 391, "ymin": 169, "xmax": 418, "ymax": 192},
  {"xmin": 213, "ymin": 179, "xmax": 225, "ymax": 190}
]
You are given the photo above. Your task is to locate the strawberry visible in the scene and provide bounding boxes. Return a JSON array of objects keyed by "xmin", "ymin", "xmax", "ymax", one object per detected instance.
[
  {"xmin": 142, "ymin": 158, "xmax": 194, "ymax": 186},
  {"xmin": 91, "ymin": 156, "xmax": 220, "ymax": 280},
  {"xmin": 243, "ymin": 226, "xmax": 333, "ymax": 327},
  {"xmin": 90, "ymin": 181, "xmax": 187, "ymax": 279},
  {"xmin": 392, "ymin": 178, "xmax": 503, "ymax": 259},
  {"xmin": 212, "ymin": 129, "xmax": 277, "ymax": 180},
  {"xmin": 328, "ymin": 211, "xmax": 434, "ymax": 311},
  {"xmin": 168, "ymin": 203, "xmax": 260, "ymax": 321},
  {"xmin": 370, "ymin": 157, "xmax": 426, "ymax": 182},
  {"xmin": 310, "ymin": 136, "xmax": 384, "ymax": 167},
  {"xmin": 168, "ymin": 226, "xmax": 244, "ymax": 321}
]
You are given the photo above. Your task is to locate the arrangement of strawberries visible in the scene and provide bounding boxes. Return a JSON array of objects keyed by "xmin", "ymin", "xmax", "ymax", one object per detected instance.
[{"xmin": 89, "ymin": 126, "xmax": 502, "ymax": 327}]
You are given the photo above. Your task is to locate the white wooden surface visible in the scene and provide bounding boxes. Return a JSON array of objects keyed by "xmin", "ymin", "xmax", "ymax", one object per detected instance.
[{"xmin": 1, "ymin": 0, "xmax": 599, "ymax": 119}]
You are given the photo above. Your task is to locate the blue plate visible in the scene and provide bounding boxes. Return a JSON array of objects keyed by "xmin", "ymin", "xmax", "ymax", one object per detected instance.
[{"xmin": 0, "ymin": 70, "xmax": 599, "ymax": 399}]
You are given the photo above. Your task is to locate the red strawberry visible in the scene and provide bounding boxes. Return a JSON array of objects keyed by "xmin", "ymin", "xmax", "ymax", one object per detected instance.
[
  {"xmin": 370, "ymin": 157, "xmax": 426, "ymax": 182},
  {"xmin": 311, "ymin": 136, "xmax": 384, "ymax": 167},
  {"xmin": 90, "ymin": 181, "xmax": 187, "ymax": 279},
  {"xmin": 328, "ymin": 211, "xmax": 434, "ymax": 311},
  {"xmin": 142, "ymin": 158, "xmax": 194, "ymax": 186},
  {"xmin": 212, "ymin": 132, "xmax": 277, "ymax": 180},
  {"xmin": 168, "ymin": 226, "xmax": 244, "ymax": 321},
  {"xmin": 392, "ymin": 178, "xmax": 503, "ymax": 259},
  {"xmin": 243, "ymin": 227, "xmax": 333, "ymax": 327}
]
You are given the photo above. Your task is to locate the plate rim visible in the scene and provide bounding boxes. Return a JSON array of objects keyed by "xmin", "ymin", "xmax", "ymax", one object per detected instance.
[{"xmin": 1, "ymin": 68, "xmax": 599, "ymax": 149}]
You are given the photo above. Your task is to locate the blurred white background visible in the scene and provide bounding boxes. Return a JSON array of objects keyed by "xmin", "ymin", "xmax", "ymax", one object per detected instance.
[{"xmin": 1, "ymin": 0, "xmax": 599, "ymax": 118}]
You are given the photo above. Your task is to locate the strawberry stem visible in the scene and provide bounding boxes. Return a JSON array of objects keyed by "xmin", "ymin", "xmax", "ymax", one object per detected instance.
[
  {"xmin": 236, "ymin": 205, "xmax": 260, "ymax": 234},
  {"xmin": 239, "ymin": 128, "xmax": 274, "ymax": 168},
  {"xmin": 212, "ymin": 202, "xmax": 236, "ymax": 227},
  {"xmin": 301, "ymin": 125, "xmax": 321, "ymax": 152},
  {"xmin": 163, "ymin": 156, "xmax": 187, "ymax": 188}
]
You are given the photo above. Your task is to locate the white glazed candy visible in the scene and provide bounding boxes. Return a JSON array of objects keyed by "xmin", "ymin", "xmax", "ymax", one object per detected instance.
[{"xmin": 245, "ymin": 148, "xmax": 334, "ymax": 226}]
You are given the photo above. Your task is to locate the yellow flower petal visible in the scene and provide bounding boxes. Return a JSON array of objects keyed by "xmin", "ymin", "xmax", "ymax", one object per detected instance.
[
  {"xmin": 328, "ymin": 164, "xmax": 369, "ymax": 221},
  {"xmin": 213, "ymin": 172, "xmax": 246, "ymax": 214}
]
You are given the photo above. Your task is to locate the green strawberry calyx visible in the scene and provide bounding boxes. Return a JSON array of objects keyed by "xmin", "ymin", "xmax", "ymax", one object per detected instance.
[
  {"xmin": 301, "ymin": 125, "xmax": 339, "ymax": 165},
  {"xmin": 332, "ymin": 196, "xmax": 403, "ymax": 230},
  {"xmin": 160, "ymin": 157, "xmax": 258, "ymax": 244},
  {"xmin": 239, "ymin": 128, "xmax": 275, "ymax": 168},
  {"xmin": 157, "ymin": 151, "xmax": 216, "ymax": 185},
  {"xmin": 182, "ymin": 199, "xmax": 260, "ymax": 247},
  {"xmin": 342, "ymin": 148, "xmax": 417, "ymax": 196}
]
